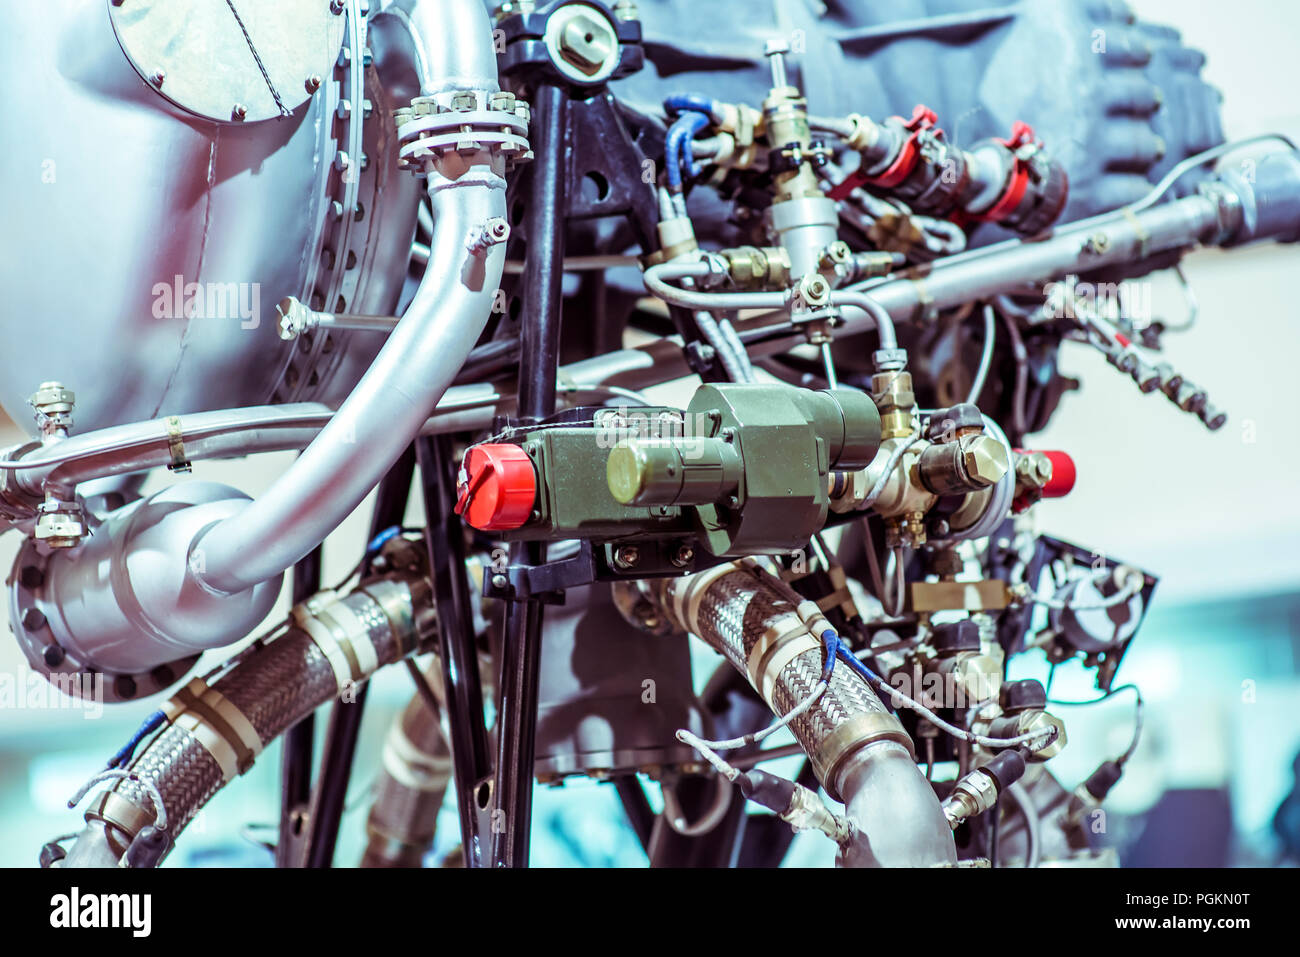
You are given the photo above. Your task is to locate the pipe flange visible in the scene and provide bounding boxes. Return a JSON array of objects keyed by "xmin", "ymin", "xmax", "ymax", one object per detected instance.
[
  {"xmin": 8, "ymin": 538, "xmax": 199, "ymax": 705},
  {"xmin": 395, "ymin": 90, "xmax": 533, "ymax": 177}
]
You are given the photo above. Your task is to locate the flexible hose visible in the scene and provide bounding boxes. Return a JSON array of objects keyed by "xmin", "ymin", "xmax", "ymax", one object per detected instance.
[
  {"xmin": 60, "ymin": 570, "xmax": 434, "ymax": 867},
  {"xmin": 361, "ymin": 663, "xmax": 452, "ymax": 867},
  {"xmin": 640, "ymin": 561, "xmax": 956, "ymax": 867}
]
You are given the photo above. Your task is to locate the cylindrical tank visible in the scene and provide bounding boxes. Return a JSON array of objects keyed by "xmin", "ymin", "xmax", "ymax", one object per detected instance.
[{"xmin": 0, "ymin": 0, "xmax": 419, "ymax": 434}]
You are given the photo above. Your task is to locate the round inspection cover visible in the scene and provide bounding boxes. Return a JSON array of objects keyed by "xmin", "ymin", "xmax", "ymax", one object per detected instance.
[{"xmin": 108, "ymin": 0, "xmax": 347, "ymax": 123}]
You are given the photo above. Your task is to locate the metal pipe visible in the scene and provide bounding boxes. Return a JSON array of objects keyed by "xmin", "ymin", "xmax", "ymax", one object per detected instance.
[
  {"xmin": 196, "ymin": 168, "xmax": 508, "ymax": 595},
  {"xmin": 384, "ymin": 0, "xmax": 501, "ymax": 96},
  {"xmin": 640, "ymin": 561, "xmax": 956, "ymax": 867},
  {"xmin": 361, "ymin": 662, "xmax": 452, "ymax": 868}
]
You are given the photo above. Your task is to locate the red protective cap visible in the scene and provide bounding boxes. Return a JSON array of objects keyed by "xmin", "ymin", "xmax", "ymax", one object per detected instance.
[
  {"xmin": 454, "ymin": 443, "xmax": 537, "ymax": 531},
  {"xmin": 1038, "ymin": 450, "xmax": 1077, "ymax": 498}
]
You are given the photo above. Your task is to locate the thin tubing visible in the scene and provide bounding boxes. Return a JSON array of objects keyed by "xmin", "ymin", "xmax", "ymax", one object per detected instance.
[{"xmin": 967, "ymin": 304, "xmax": 996, "ymax": 405}]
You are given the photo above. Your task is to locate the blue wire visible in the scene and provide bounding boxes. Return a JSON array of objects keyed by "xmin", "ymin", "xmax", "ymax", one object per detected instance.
[
  {"xmin": 108, "ymin": 710, "xmax": 166, "ymax": 769},
  {"xmin": 820, "ymin": 629, "xmax": 841, "ymax": 683},
  {"xmin": 664, "ymin": 93, "xmax": 717, "ymax": 117},
  {"xmin": 665, "ymin": 110, "xmax": 712, "ymax": 189},
  {"xmin": 680, "ymin": 110, "xmax": 712, "ymax": 180},
  {"xmin": 835, "ymin": 644, "xmax": 897, "ymax": 714},
  {"xmin": 366, "ymin": 525, "xmax": 403, "ymax": 555}
]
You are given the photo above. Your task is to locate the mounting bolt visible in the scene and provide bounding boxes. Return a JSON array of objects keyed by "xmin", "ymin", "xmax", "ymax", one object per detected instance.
[
  {"xmin": 491, "ymin": 573, "xmax": 508, "ymax": 590},
  {"xmin": 613, "ymin": 545, "xmax": 640, "ymax": 570},
  {"xmin": 671, "ymin": 545, "xmax": 694, "ymax": 568},
  {"xmin": 306, "ymin": 75, "xmax": 322, "ymax": 94},
  {"xmin": 231, "ymin": 103, "xmax": 248, "ymax": 121},
  {"xmin": 150, "ymin": 68, "xmax": 166, "ymax": 88},
  {"xmin": 330, "ymin": 0, "xmax": 345, "ymax": 13}
]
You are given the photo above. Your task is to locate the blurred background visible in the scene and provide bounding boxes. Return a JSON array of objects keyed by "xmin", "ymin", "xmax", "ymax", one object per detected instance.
[{"xmin": 0, "ymin": 0, "xmax": 1297, "ymax": 867}]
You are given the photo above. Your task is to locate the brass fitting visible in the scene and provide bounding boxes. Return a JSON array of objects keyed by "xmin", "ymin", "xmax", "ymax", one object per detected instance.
[
  {"xmin": 871, "ymin": 369, "xmax": 915, "ymax": 440},
  {"xmin": 720, "ymin": 245, "xmax": 792, "ymax": 289}
]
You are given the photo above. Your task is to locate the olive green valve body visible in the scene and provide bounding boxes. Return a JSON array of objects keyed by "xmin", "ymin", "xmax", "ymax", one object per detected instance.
[
  {"xmin": 605, "ymin": 384, "xmax": 881, "ymax": 555},
  {"xmin": 484, "ymin": 383, "xmax": 881, "ymax": 558}
]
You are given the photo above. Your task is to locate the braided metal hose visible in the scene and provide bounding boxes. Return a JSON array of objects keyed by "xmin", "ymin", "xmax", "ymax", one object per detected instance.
[
  {"xmin": 644, "ymin": 560, "xmax": 956, "ymax": 866},
  {"xmin": 61, "ymin": 561, "xmax": 436, "ymax": 868},
  {"xmin": 361, "ymin": 666, "xmax": 451, "ymax": 868}
]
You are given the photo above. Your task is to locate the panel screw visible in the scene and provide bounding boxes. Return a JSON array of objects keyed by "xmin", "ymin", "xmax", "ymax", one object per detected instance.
[
  {"xmin": 306, "ymin": 75, "xmax": 322, "ymax": 94},
  {"xmin": 150, "ymin": 68, "xmax": 166, "ymax": 87},
  {"xmin": 231, "ymin": 103, "xmax": 248, "ymax": 121}
]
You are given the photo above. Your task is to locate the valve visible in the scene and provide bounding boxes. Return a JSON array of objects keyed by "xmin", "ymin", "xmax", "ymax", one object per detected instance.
[{"xmin": 458, "ymin": 383, "xmax": 882, "ymax": 558}]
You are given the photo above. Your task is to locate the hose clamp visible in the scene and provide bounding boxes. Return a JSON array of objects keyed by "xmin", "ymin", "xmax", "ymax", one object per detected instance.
[{"xmin": 815, "ymin": 713, "xmax": 914, "ymax": 801}]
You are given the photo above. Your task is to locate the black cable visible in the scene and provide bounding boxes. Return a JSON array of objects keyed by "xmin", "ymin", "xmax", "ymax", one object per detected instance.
[{"xmin": 404, "ymin": 659, "xmax": 442, "ymax": 718}]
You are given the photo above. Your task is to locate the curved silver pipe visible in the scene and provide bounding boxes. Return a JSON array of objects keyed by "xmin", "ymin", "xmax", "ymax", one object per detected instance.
[
  {"xmin": 189, "ymin": 0, "xmax": 505, "ymax": 597},
  {"xmin": 837, "ymin": 742, "xmax": 960, "ymax": 867},
  {"xmin": 16, "ymin": 0, "xmax": 509, "ymax": 678},
  {"xmin": 380, "ymin": 0, "xmax": 500, "ymax": 96},
  {"xmin": 196, "ymin": 175, "xmax": 506, "ymax": 595}
]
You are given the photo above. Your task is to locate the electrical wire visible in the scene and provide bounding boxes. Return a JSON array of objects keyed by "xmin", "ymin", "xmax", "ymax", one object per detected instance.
[
  {"xmin": 69, "ymin": 769, "xmax": 168, "ymax": 831},
  {"xmin": 106, "ymin": 710, "xmax": 166, "ymax": 770},
  {"xmin": 683, "ymin": 631, "xmax": 841, "ymax": 754},
  {"xmin": 967, "ymin": 303, "xmax": 996, "ymax": 405},
  {"xmin": 996, "ymin": 304, "xmax": 1030, "ymax": 436},
  {"xmin": 860, "ymin": 426, "xmax": 924, "ymax": 508},
  {"xmin": 1018, "ymin": 566, "xmax": 1144, "ymax": 611},
  {"xmin": 835, "ymin": 649, "xmax": 1061, "ymax": 753},
  {"xmin": 1049, "ymin": 682, "xmax": 1144, "ymax": 767}
]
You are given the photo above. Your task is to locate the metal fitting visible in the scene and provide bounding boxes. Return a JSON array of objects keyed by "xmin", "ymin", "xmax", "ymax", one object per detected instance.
[
  {"xmin": 941, "ymin": 766, "xmax": 1000, "ymax": 827},
  {"xmin": 29, "ymin": 381, "xmax": 75, "ymax": 439},
  {"xmin": 720, "ymin": 246, "xmax": 791, "ymax": 289},
  {"xmin": 396, "ymin": 89, "xmax": 533, "ymax": 179},
  {"xmin": 468, "ymin": 217, "xmax": 511, "ymax": 253},
  {"xmin": 33, "ymin": 499, "xmax": 87, "ymax": 548}
]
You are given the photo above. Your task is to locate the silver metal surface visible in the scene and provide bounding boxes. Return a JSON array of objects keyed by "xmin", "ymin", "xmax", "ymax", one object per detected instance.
[{"xmin": 107, "ymin": 0, "xmax": 347, "ymax": 123}]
